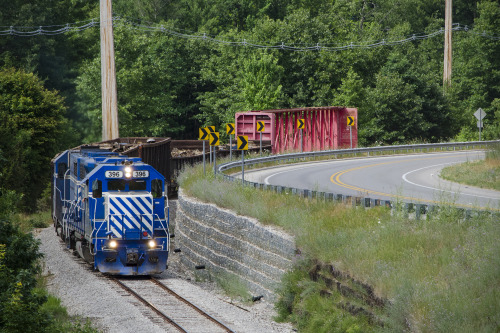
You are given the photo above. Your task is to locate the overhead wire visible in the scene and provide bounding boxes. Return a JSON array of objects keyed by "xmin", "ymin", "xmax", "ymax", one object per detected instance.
[{"xmin": 1, "ymin": 15, "xmax": 499, "ymax": 51}]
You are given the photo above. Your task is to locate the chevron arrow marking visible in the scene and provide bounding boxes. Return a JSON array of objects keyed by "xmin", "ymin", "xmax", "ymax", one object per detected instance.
[
  {"xmin": 257, "ymin": 121, "xmax": 265, "ymax": 132},
  {"xmin": 210, "ymin": 132, "xmax": 220, "ymax": 146},
  {"xmin": 199, "ymin": 127, "xmax": 209, "ymax": 140},
  {"xmin": 347, "ymin": 116, "xmax": 355, "ymax": 126},
  {"xmin": 297, "ymin": 118, "xmax": 305, "ymax": 129},
  {"xmin": 237, "ymin": 135, "xmax": 248, "ymax": 150}
]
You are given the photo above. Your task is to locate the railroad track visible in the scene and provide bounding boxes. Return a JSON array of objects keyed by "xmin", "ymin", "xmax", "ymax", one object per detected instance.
[{"xmin": 110, "ymin": 276, "xmax": 235, "ymax": 333}]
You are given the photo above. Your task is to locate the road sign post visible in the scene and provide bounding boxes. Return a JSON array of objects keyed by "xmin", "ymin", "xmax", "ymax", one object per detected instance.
[
  {"xmin": 227, "ymin": 123, "xmax": 235, "ymax": 161},
  {"xmin": 237, "ymin": 135, "xmax": 248, "ymax": 185},
  {"xmin": 209, "ymin": 132, "xmax": 220, "ymax": 176},
  {"xmin": 199, "ymin": 127, "xmax": 210, "ymax": 175},
  {"xmin": 297, "ymin": 119, "xmax": 305, "ymax": 152},
  {"xmin": 350, "ymin": 127, "xmax": 352, "ymax": 148},
  {"xmin": 207, "ymin": 126, "xmax": 215, "ymax": 164},
  {"xmin": 257, "ymin": 121, "xmax": 265, "ymax": 156},
  {"xmin": 347, "ymin": 116, "xmax": 355, "ymax": 148},
  {"xmin": 474, "ymin": 108, "xmax": 486, "ymax": 141}
]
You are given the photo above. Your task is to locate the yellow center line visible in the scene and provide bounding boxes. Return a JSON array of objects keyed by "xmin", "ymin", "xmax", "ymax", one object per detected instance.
[{"xmin": 329, "ymin": 155, "xmax": 494, "ymax": 209}]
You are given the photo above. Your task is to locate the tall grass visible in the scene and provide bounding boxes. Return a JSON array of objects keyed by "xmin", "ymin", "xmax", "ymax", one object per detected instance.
[
  {"xmin": 179, "ymin": 161, "xmax": 500, "ymax": 332},
  {"xmin": 440, "ymin": 144, "xmax": 500, "ymax": 191}
]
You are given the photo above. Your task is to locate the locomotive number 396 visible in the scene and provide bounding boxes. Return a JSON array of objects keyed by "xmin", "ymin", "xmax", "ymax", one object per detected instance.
[{"xmin": 105, "ymin": 171, "xmax": 123, "ymax": 178}]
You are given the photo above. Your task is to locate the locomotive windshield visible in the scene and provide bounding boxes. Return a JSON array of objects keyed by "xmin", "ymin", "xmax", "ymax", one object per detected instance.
[{"xmin": 107, "ymin": 179, "xmax": 147, "ymax": 191}]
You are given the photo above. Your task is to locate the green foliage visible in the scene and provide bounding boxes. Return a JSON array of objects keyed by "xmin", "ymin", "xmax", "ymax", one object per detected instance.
[
  {"xmin": 76, "ymin": 25, "xmax": 199, "ymax": 141},
  {"xmin": 1, "ymin": 0, "xmax": 499, "ymax": 146},
  {"xmin": 0, "ymin": 67, "xmax": 68, "ymax": 212},
  {"xmin": 0, "ymin": 217, "xmax": 49, "ymax": 332},
  {"xmin": 275, "ymin": 260, "xmax": 372, "ymax": 333},
  {"xmin": 240, "ymin": 52, "xmax": 284, "ymax": 110},
  {"xmin": 0, "ymin": 198, "xmax": 98, "ymax": 332}
]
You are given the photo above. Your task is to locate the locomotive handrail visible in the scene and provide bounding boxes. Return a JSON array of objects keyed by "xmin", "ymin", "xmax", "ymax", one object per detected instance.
[{"xmin": 153, "ymin": 213, "xmax": 169, "ymax": 250}]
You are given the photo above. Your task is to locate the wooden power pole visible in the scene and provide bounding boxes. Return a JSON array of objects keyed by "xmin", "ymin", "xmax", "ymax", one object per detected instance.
[
  {"xmin": 100, "ymin": 0, "xmax": 119, "ymax": 140},
  {"xmin": 443, "ymin": 0, "xmax": 452, "ymax": 90}
]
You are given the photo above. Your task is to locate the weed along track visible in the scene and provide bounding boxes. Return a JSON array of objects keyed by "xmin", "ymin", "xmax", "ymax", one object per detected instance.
[{"xmin": 110, "ymin": 276, "xmax": 235, "ymax": 333}]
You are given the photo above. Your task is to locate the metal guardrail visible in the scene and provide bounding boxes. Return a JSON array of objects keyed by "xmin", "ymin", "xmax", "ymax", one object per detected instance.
[{"xmin": 217, "ymin": 140, "xmax": 500, "ymax": 217}]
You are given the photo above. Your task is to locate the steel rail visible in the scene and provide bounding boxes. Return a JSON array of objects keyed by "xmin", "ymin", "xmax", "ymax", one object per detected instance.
[
  {"xmin": 110, "ymin": 277, "xmax": 188, "ymax": 333},
  {"xmin": 151, "ymin": 277, "xmax": 235, "ymax": 333}
]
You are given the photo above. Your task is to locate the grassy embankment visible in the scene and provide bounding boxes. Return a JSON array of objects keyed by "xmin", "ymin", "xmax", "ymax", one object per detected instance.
[
  {"xmin": 441, "ymin": 145, "xmax": 500, "ymax": 191},
  {"xmin": 178, "ymin": 152, "xmax": 500, "ymax": 333},
  {"xmin": 6, "ymin": 211, "xmax": 100, "ymax": 333}
]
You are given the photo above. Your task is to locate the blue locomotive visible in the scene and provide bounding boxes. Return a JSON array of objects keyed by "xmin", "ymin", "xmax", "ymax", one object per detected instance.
[{"xmin": 51, "ymin": 145, "xmax": 170, "ymax": 275}]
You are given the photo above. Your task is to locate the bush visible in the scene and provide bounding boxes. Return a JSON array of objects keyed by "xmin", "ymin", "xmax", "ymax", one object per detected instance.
[{"xmin": 0, "ymin": 218, "xmax": 49, "ymax": 332}]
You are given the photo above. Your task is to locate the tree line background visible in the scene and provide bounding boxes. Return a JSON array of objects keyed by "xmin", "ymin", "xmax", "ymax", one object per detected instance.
[{"xmin": 0, "ymin": 0, "xmax": 499, "ymax": 210}]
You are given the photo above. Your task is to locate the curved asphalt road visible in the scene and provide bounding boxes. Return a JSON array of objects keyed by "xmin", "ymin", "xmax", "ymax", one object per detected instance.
[{"xmin": 242, "ymin": 151, "xmax": 500, "ymax": 210}]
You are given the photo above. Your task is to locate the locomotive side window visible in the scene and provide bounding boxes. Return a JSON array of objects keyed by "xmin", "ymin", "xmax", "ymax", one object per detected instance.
[
  {"xmin": 92, "ymin": 180, "xmax": 102, "ymax": 198},
  {"xmin": 152, "ymin": 179, "xmax": 162, "ymax": 198},
  {"xmin": 129, "ymin": 180, "xmax": 147, "ymax": 191},
  {"xmin": 79, "ymin": 164, "xmax": 86, "ymax": 179},
  {"xmin": 108, "ymin": 179, "xmax": 126, "ymax": 191},
  {"xmin": 57, "ymin": 163, "xmax": 67, "ymax": 178}
]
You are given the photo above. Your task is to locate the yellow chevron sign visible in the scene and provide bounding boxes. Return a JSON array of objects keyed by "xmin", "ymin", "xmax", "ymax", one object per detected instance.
[
  {"xmin": 347, "ymin": 116, "xmax": 355, "ymax": 126},
  {"xmin": 257, "ymin": 121, "xmax": 265, "ymax": 132},
  {"xmin": 226, "ymin": 123, "xmax": 235, "ymax": 135},
  {"xmin": 199, "ymin": 127, "xmax": 209, "ymax": 140},
  {"xmin": 210, "ymin": 132, "xmax": 220, "ymax": 146},
  {"xmin": 237, "ymin": 135, "xmax": 248, "ymax": 150},
  {"xmin": 297, "ymin": 118, "xmax": 305, "ymax": 129}
]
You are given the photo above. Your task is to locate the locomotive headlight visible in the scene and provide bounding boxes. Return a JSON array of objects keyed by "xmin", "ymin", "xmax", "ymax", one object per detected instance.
[
  {"xmin": 109, "ymin": 240, "xmax": 118, "ymax": 249},
  {"xmin": 148, "ymin": 240, "xmax": 156, "ymax": 249},
  {"xmin": 124, "ymin": 166, "xmax": 132, "ymax": 178}
]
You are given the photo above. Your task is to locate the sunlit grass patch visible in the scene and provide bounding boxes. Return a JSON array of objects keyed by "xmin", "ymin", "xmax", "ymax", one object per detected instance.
[
  {"xmin": 441, "ymin": 145, "xmax": 500, "ymax": 191},
  {"xmin": 13, "ymin": 210, "xmax": 53, "ymax": 233},
  {"xmin": 213, "ymin": 271, "xmax": 252, "ymax": 303}
]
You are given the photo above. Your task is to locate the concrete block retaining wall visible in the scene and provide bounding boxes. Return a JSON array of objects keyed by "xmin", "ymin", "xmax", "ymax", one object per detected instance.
[{"xmin": 176, "ymin": 189, "xmax": 296, "ymax": 300}]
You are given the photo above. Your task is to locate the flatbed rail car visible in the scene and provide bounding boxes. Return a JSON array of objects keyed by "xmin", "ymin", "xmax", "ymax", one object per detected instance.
[{"xmin": 51, "ymin": 145, "xmax": 170, "ymax": 275}]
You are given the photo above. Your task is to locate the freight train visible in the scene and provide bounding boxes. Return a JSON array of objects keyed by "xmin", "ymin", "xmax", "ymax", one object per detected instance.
[
  {"xmin": 51, "ymin": 137, "xmax": 269, "ymax": 275},
  {"xmin": 51, "ymin": 144, "xmax": 170, "ymax": 275}
]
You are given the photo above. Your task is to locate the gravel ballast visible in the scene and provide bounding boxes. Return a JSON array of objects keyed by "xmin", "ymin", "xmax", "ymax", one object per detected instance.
[{"xmin": 37, "ymin": 227, "xmax": 294, "ymax": 333}]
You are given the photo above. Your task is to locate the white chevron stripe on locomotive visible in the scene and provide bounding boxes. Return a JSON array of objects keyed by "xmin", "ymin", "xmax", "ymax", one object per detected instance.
[{"xmin": 106, "ymin": 193, "xmax": 154, "ymax": 238}]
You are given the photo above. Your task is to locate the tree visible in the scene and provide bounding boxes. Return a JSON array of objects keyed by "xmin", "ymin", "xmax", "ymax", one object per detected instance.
[
  {"xmin": 240, "ymin": 52, "xmax": 284, "ymax": 110},
  {"xmin": 76, "ymin": 25, "xmax": 199, "ymax": 141},
  {"xmin": 0, "ymin": 67, "xmax": 67, "ymax": 212}
]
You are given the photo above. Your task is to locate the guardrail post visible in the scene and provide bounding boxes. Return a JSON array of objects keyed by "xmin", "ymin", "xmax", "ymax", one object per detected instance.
[
  {"xmin": 415, "ymin": 204, "xmax": 423, "ymax": 220},
  {"xmin": 364, "ymin": 198, "xmax": 371, "ymax": 208}
]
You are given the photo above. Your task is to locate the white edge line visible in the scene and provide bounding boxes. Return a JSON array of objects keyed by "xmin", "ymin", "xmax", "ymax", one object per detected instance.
[{"xmin": 402, "ymin": 162, "xmax": 499, "ymax": 200}]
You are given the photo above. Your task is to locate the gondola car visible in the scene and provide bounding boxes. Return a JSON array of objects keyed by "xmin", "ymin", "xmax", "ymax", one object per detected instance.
[{"xmin": 51, "ymin": 145, "xmax": 170, "ymax": 275}]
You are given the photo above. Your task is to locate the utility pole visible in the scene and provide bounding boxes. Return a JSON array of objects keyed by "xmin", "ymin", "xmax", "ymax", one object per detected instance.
[
  {"xmin": 443, "ymin": 0, "xmax": 452, "ymax": 91},
  {"xmin": 100, "ymin": 0, "xmax": 119, "ymax": 140}
]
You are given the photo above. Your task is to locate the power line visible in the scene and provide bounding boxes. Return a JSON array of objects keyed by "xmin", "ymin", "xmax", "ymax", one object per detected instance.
[{"xmin": 1, "ymin": 16, "xmax": 499, "ymax": 51}]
